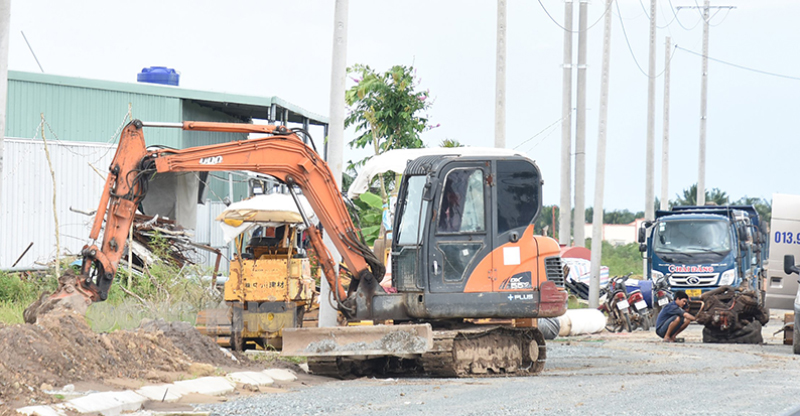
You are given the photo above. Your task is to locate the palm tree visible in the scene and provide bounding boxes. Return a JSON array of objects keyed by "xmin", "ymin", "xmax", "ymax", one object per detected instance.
[
  {"xmin": 734, "ymin": 196, "xmax": 772, "ymax": 224},
  {"xmin": 673, "ymin": 183, "xmax": 729, "ymax": 206},
  {"xmin": 439, "ymin": 138, "xmax": 463, "ymax": 148}
]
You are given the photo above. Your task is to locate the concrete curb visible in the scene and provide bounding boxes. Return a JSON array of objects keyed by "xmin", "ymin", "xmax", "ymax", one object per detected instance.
[{"xmin": 15, "ymin": 368, "xmax": 298, "ymax": 415}]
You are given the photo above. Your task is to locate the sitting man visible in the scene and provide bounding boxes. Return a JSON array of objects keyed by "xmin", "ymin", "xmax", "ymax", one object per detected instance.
[{"xmin": 656, "ymin": 290, "xmax": 696, "ymax": 342}]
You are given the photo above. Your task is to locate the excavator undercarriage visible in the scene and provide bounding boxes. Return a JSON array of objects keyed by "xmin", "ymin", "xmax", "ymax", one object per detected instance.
[{"xmin": 283, "ymin": 323, "xmax": 547, "ymax": 378}]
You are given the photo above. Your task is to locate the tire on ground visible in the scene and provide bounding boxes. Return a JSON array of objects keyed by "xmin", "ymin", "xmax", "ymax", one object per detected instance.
[
  {"xmin": 538, "ymin": 317, "xmax": 560, "ymax": 340},
  {"xmin": 702, "ymin": 320, "xmax": 763, "ymax": 344}
]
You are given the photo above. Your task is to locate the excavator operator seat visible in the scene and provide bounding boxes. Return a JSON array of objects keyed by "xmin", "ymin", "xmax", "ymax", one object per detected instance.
[{"xmin": 246, "ymin": 225, "xmax": 289, "ymax": 259}]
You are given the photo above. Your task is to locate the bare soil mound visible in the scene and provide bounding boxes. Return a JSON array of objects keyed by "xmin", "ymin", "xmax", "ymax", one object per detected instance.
[
  {"xmin": 139, "ymin": 319, "xmax": 236, "ymax": 367},
  {"xmin": 0, "ymin": 311, "xmax": 249, "ymax": 410}
]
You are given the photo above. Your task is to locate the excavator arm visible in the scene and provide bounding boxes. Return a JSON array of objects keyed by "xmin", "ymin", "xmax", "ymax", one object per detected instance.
[{"xmin": 25, "ymin": 120, "xmax": 383, "ymax": 322}]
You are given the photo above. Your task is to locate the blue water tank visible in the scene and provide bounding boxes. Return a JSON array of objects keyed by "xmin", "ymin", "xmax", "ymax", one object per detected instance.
[{"xmin": 137, "ymin": 66, "xmax": 180, "ymax": 86}]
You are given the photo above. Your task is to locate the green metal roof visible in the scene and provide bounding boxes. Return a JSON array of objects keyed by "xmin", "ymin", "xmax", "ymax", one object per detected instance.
[{"xmin": 8, "ymin": 70, "xmax": 329, "ymax": 126}]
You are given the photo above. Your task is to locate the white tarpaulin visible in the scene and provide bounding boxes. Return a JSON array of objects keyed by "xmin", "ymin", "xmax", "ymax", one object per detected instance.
[
  {"xmin": 347, "ymin": 147, "xmax": 527, "ymax": 199},
  {"xmin": 216, "ymin": 193, "xmax": 318, "ymax": 243},
  {"xmin": 562, "ymin": 257, "xmax": 609, "ymax": 288}
]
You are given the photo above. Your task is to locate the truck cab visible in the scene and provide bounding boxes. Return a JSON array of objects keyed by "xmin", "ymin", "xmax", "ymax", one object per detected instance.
[{"xmin": 640, "ymin": 206, "xmax": 766, "ymax": 301}]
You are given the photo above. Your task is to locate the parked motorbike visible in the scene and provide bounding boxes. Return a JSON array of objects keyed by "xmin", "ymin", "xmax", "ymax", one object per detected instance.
[
  {"xmin": 600, "ymin": 273, "xmax": 634, "ymax": 332},
  {"xmin": 651, "ymin": 274, "xmax": 674, "ymax": 317},
  {"xmin": 626, "ymin": 284, "xmax": 652, "ymax": 331}
]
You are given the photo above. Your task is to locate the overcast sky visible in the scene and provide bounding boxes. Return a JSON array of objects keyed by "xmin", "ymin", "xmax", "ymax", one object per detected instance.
[{"xmin": 7, "ymin": 0, "xmax": 800, "ymax": 212}]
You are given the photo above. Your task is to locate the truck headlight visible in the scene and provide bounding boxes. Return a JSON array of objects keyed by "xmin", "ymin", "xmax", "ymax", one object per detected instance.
[
  {"xmin": 719, "ymin": 269, "xmax": 736, "ymax": 286},
  {"xmin": 651, "ymin": 270, "xmax": 664, "ymax": 281}
]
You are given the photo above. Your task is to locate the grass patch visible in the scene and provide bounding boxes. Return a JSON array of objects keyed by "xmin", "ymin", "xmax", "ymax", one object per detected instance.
[
  {"xmin": 245, "ymin": 350, "xmax": 307, "ymax": 365},
  {"xmin": 567, "ymin": 295, "xmax": 588, "ymax": 309},
  {"xmin": 0, "ymin": 301, "xmax": 26, "ymax": 324}
]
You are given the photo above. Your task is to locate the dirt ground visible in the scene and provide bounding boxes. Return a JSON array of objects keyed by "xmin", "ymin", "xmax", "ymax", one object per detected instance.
[{"xmin": 0, "ymin": 309, "xmax": 266, "ymax": 414}]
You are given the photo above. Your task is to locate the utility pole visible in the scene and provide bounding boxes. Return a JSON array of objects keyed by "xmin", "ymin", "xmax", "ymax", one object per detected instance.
[
  {"xmin": 574, "ymin": 0, "xmax": 588, "ymax": 247},
  {"xmin": 495, "ymin": 0, "xmax": 507, "ymax": 148},
  {"xmin": 660, "ymin": 37, "xmax": 671, "ymax": 211},
  {"xmin": 321, "ymin": 0, "xmax": 349, "ymax": 328},
  {"xmin": 590, "ymin": 0, "xmax": 613, "ymax": 309},
  {"xmin": 676, "ymin": 2, "xmax": 735, "ymax": 206},
  {"xmin": 697, "ymin": 0, "xmax": 709, "ymax": 206},
  {"xmin": 645, "ymin": 0, "xmax": 657, "ymax": 221},
  {"xmin": 0, "ymin": 0, "xmax": 10, "ymax": 210},
  {"xmin": 559, "ymin": 0, "xmax": 574, "ymax": 247}
]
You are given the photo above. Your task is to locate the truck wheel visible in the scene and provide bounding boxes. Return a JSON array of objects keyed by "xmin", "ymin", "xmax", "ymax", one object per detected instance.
[{"xmin": 793, "ymin": 313, "xmax": 800, "ymax": 355}]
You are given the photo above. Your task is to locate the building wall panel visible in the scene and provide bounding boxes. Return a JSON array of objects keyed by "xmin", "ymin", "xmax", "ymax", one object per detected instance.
[
  {"xmin": 1, "ymin": 139, "xmax": 116, "ymax": 268},
  {"xmin": 6, "ymin": 79, "xmax": 183, "ymax": 147}
]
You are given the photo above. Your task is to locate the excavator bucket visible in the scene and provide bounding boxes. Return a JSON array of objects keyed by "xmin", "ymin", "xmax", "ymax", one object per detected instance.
[
  {"xmin": 281, "ymin": 324, "xmax": 433, "ymax": 357},
  {"xmin": 24, "ymin": 270, "xmax": 93, "ymax": 324}
]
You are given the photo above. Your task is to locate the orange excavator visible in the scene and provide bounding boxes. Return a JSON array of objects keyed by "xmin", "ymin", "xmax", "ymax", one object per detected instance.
[{"xmin": 25, "ymin": 119, "xmax": 568, "ymax": 378}]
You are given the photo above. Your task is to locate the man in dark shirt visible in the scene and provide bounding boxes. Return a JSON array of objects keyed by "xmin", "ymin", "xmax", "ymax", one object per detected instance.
[{"xmin": 656, "ymin": 291, "xmax": 696, "ymax": 342}]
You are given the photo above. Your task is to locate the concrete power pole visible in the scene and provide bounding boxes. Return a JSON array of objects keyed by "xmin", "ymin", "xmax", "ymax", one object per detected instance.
[
  {"xmin": 321, "ymin": 0, "xmax": 349, "ymax": 328},
  {"xmin": 660, "ymin": 37, "xmax": 671, "ymax": 211},
  {"xmin": 0, "ymin": 0, "xmax": 9, "ymax": 209},
  {"xmin": 697, "ymin": 0, "xmax": 710, "ymax": 206},
  {"xmin": 590, "ymin": 0, "xmax": 613, "ymax": 309},
  {"xmin": 674, "ymin": 2, "xmax": 733, "ymax": 206},
  {"xmin": 559, "ymin": 0, "xmax": 574, "ymax": 247},
  {"xmin": 645, "ymin": 0, "xmax": 657, "ymax": 221},
  {"xmin": 495, "ymin": 0, "xmax": 507, "ymax": 148},
  {"xmin": 574, "ymin": 0, "xmax": 588, "ymax": 247}
]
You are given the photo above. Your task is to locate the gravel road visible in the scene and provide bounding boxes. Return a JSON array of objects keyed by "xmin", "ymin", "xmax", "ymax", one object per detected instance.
[{"xmin": 198, "ymin": 318, "xmax": 800, "ymax": 416}]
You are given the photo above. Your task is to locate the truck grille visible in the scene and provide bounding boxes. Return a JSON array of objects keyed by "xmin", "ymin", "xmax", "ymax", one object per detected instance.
[
  {"xmin": 544, "ymin": 256, "xmax": 565, "ymax": 288},
  {"xmin": 393, "ymin": 247, "xmax": 422, "ymax": 291},
  {"xmin": 669, "ymin": 273, "xmax": 719, "ymax": 287}
]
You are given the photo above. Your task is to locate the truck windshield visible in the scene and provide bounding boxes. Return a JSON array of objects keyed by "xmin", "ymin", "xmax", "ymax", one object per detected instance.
[
  {"xmin": 396, "ymin": 175, "xmax": 429, "ymax": 246},
  {"xmin": 653, "ymin": 219, "xmax": 731, "ymax": 261}
]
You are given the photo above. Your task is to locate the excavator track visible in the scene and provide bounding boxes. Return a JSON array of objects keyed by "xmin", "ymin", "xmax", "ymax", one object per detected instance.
[{"xmin": 306, "ymin": 326, "xmax": 546, "ymax": 378}]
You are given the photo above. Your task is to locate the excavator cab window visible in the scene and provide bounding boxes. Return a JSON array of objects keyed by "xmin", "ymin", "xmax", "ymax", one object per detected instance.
[
  {"xmin": 496, "ymin": 160, "xmax": 539, "ymax": 235},
  {"xmin": 438, "ymin": 168, "xmax": 485, "ymax": 234},
  {"xmin": 396, "ymin": 175, "xmax": 429, "ymax": 246}
]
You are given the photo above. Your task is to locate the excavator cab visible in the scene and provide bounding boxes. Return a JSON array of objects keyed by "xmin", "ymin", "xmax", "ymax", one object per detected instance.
[
  {"xmin": 285, "ymin": 154, "xmax": 568, "ymax": 377},
  {"xmin": 365, "ymin": 155, "xmax": 567, "ymax": 321}
]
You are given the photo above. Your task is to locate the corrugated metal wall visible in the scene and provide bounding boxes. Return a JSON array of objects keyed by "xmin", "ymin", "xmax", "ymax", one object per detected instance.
[
  {"xmin": 1, "ymin": 138, "xmax": 234, "ymax": 272},
  {"xmin": 1, "ymin": 138, "xmax": 116, "ymax": 268},
  {"xmin": 6, "ymin": 76, "xmax": 183, "ymax": 148},
  {"xmin": 181, "ymin": 101, "xmax": 250, "ymax": 203},
  {"xmin": 194, "ymin": 200, "xmax": 232, "ymax": 272}
]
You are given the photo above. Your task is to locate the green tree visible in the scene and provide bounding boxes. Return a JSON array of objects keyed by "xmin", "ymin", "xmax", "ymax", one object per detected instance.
[
  {"xmin": 345, "ymin": 64, "xmax": 432, "ymax": 167},
  {"xmin": 536, "ymin": 205, "xmax": 560, "ymax": 239},
  {"xmin": 673, "ymin": 183, "xmax": 729, "ymax": 206},
  {"xmin": 734, "ymin": 196, "xmax": 772, "ymax": 225},
  {"xmin": 344, "ymin": 64, "xmax": 434, "ymax": 242},
  {"xmin": 440, "ymin": 138, "xmax": 463, "ymax": 148}
]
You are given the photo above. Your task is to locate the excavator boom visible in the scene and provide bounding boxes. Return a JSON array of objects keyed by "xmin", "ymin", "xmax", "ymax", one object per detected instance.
[{"xmin": 25, "ymin": 120, "xmax": 381, "ymax": 322}]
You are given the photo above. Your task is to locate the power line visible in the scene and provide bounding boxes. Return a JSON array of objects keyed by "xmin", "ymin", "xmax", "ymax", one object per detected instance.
[
  {"xmin": 615, "ymin": 0, "xmax": 678, "ymax": 79},
  {"xmin": 667, "ymin": 0, "xmax": 702, "ymax": 30},
  {"xmin": 513, "ymin": 113, "xmax": 568, "ymax": 151},
  {"xmin": 675, "ymin": 46, "xmax": 800, "ymax": 81},
  {"xmin": 537, "ymin": 0, "xmax": 612, "ymax": 34},
  {"xmin": 638, "ymin": 0, "xmax": 678, "ymax": 29}
]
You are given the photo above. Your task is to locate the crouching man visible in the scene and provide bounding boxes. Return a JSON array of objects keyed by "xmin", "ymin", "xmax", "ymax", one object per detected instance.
[{"xmin": 656, "ymin": 290, "xmax": 696, "ymax": 342}]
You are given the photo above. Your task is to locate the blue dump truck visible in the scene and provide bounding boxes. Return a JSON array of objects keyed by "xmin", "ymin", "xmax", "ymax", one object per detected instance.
[{"xmin": 638, "ymin": 205, "xmax": 768, "ymax": 304}]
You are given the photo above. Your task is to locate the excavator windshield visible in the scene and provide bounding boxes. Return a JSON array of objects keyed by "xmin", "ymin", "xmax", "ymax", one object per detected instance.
[{"xmin": 396, "ymin": 175, "xmax": 429, "ymax": 246}]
